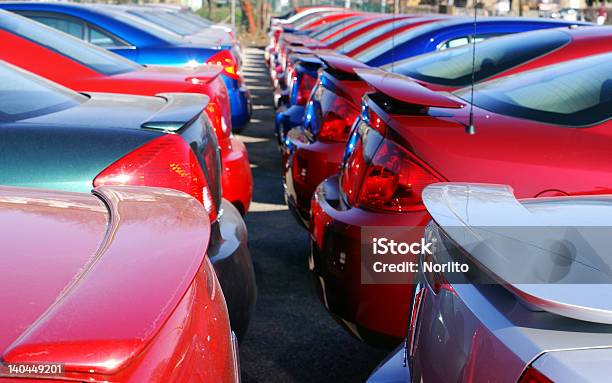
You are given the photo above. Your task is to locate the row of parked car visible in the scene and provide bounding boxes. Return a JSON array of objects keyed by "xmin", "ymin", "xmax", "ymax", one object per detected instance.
[
  {"xmin": 268, "ymin": 6, "xmax": 612, "ymax": 383},
  {"xmin": 0, "ymin": 3, "xmax": 255, "ymax": 382}
]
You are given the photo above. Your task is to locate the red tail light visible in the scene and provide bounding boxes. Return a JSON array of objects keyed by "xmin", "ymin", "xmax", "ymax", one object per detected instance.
[
  {"xmin": 518, "ymin": 367, "xmax": 553, "ymax": 383},
  {"xmin": 340, "ymin": 132, "xmax": 367, "ymax": 204},
  {"xmin": 318, "ymin": 96, "xmax": 359, "ymax": 142},
  {"xmin": 295, "ymin": 72, "xmax": 317, "ymax": 105},
  {"xmin": 207, "ymin": 50, "xmax": 240, "ymax": 80},
  {"xmin": 368, "ymin": 109, "xmax": 388, "ymax": 135},
  {"xmin": 205, "ymin": 99, "xmax": 231, "ymax": 141},
  {"xmin": 93, "ymin": 134, "xmax": 216, "ymax": 222},
  {"xmin": 357, "ymin": 139, "xmax": 440, "ymax": 212}
]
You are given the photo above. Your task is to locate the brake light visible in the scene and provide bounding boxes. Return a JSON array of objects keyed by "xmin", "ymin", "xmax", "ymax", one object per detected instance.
[
  {"xmin": 367, "ymin": 109, "xmax": 388, "ymax": 135},
  {"xmin": 318, "ymin": 96, "xmax": 359, "ymax": 142},
  {"xmin": 205, "ymin": 99, "xmax": 231, "ymax": 140},
  {"xmin": 295, "ymin": 72, "xmax": 318, "ymax": 106},
  {"xmin": 518, "ymin": 367, "xmax": 553, "ymax": 383},
  {"xmin": 358, "ymin": 138, "xmax": 440, "ymax": 212},
  {"xmin": 341, "ymin": 139, "xmax": 365, "ymax": 205},
  {"xmin": 93, "ymin": 134, "xmax": 216, "ymax": 222},
  {"xmin": 207, "ymin": 50, "xmax": 240, "ymax": 80}
]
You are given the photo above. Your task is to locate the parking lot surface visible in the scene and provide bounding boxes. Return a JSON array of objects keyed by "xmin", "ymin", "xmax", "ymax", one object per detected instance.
[{"xmin": 237, "ymin": 47, "xmax": 389, "ymax": 383}]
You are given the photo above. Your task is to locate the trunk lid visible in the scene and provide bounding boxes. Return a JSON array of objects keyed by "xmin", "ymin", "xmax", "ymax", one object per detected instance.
[{"xmin": 0, "ymin": 186, "xmax": 211, "ymax": 375}]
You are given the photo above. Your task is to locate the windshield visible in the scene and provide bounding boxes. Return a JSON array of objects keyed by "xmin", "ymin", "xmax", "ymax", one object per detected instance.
[
  {"xmin": 126, "ymin": 9, "xmax": 201, "ymax": 36},
  {"xmin": 339, "ymin": 18, "xmax": 421, "ymax": 54},
  {"xmin": 456, "ymin": 53, "xmax": 612, "ymax": 126},
  {"xmin": 388, "ymin": 29, "xmax": 571, "ymax": 87},
  {"xmin": 0, "ymin": 10, "xmax": 141, "ymax": 76},
  {"xmin": 0, "ymin": 61, "xmax": 85, "ymax": 122}
]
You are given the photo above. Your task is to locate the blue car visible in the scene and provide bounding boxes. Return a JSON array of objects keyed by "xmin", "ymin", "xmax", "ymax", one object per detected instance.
[
  {"xmin": 275, "ymin": 17, "xmax": 590, "ymax": 143},
  {"xmin": 354, "ymin": 17, "xmax": 591, "ymax": 66},
  {"xmin": 0, "ymin": 2, "xmax": 251, "ymax": 129}
]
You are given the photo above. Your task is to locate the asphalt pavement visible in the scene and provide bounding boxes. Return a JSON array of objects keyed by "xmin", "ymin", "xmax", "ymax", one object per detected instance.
[{"xmin": 237, "ymin": 47, "xmax": 388, "ymax": 383}]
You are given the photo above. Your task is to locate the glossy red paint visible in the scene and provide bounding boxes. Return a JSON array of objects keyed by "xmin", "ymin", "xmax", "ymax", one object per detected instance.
[
  {"xmin": 310, "ymin": 62, "xmax": 612, "ymax": 343},
  {"xmin": 319, "ymin": 15, "xmax": 380, "ymax": 43},
  {"xmin": 345, "ymin": 18, "xmax": 445, "ymax": 57},
  {"xmin": 0, "ymin": 186, "xmax": 238, "ymax": 382},
  {"xmin": 0, "ymin": 29, "xmax": 252, "ymax": 215},
  {"xmin": 285, "ymin": 27, "xmax": 612, "ymax": 228},
  {"xmin": 300, "ymin": 12, "xmax": 362, "ymax": 31},
  {"xmin": 324, "ymin": 15, "xmax": 417, "ymax": 49},
  {"xmin": 354, "ymin": 68, "xmax": 464, "ymax": 108}
]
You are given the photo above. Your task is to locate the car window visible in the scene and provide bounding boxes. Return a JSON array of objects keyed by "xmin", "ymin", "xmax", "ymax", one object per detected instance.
[
  {"xmin": 0, "ymin": 10, "xmax": 141, "ymax": 75},
  {"xmin": 456, "ymin": 53, "xmax": 612, "ymax": 126},
  {"xmin": 390, "ymin": 29, "xmax": 571, "ymax": 87},
  {"xmin": 29, "ymin": 15, "xmax": 84, "ymax": 39},
  {"xmin": 0, "ymin": 62, "xmax": 85, "ymax": 122},
  {"xmin": 439, "ymin": 36, "xmax": 469, "ymax": 49},
  {"xmin": 88, "ymin": 26, "xmax": 124, "ymax": 48}
]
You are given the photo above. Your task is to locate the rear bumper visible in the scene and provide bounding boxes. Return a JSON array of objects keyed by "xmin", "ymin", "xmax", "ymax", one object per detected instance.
[
  {"xmin": 309, "ymin": 176, "xmax": 428, "ymax": 345},
  {"xmin": 221, "ymin": 136, "xmax": 253, "ymax": 215},
  {"xmin": 209, "ymin": 199, "xmax": 257, "ymax": 342},
  {"xmin": 283, "ymin": 128, "xmax": 345, "ymax": 226}
]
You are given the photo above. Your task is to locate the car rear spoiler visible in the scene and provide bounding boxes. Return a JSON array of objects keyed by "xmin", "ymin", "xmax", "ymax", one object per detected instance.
[
  {"xmin": 186, "ymin": 64, "xmax": 225, "ymax": 84},
  {"xmin": 141, "ymin": 93, "xmax": 209, "ymax": 132},
  {"xmin": 2, "ymin": 186, "xmax": 212, "ymax": 374},
  {"xmin": 293, "ymin": 54, "xmax": 324, "ymax": 68},
  {"xmin": 355, "ymin": 68, "xmax": 464, "ymax": 109},
  {"xmin": 422, "ymin": 183, "xmax": 612, "ymax": 325},
  {"xmin": 315, "ymin": 51, "xmax": 370, "ymax": 75}
]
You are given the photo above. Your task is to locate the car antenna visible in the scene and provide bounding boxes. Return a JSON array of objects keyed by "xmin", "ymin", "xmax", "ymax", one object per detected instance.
[
  {"xmin": 390, "ymin": 7, "xmax": 396, "ymax": 73},
  {"xmin": 466, "ymin": 0, "xmax": 478, "ymax": 135}
]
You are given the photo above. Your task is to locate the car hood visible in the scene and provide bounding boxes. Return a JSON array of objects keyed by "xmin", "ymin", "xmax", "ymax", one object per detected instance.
[{"xmin": 0, "ymin": 186, "xmax": 211, "ymax": 375}]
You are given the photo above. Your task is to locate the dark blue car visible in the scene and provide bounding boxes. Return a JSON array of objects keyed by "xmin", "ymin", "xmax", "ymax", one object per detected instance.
[
  {"xmin": 275, "ymin": 17, "xmax": 591, "ymax": 143},
  {"xmin": 0, "ymin": 2, "xmax": 251, "ymax": 129}
]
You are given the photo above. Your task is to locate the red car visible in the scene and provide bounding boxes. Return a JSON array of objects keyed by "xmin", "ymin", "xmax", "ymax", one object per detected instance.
[
  {"xmin": 309, "ymin": 51, "xmax": 612, "ymax": 345},
  {"xmin": 0, "ymin": 10, "xmax": 252, "ymax": 215},
  {"xmin": 0, "ymin": 185, "xmax": 239, "ymax": 382},
  {"xmin": 285, "ymin": 27, "xmax": 612, "ymax": 226}
]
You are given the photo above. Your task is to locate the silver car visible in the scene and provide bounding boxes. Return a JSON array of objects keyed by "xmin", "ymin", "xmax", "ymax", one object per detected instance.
[{"xmin": 368, "ymin": 183, "xmax": 612, "ymax": 383}]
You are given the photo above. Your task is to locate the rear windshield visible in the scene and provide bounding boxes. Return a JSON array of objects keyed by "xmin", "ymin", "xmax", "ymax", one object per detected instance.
[
  {"xmin": 310, "ymin": 16, "xmax": 360, "ymax": 39},
  {"xmin": 173, "ymin": 11, "xmax": 213, "ymax": 27},
  {"xmin": 389, "ymin": 29, "xmax": 571, "ymax": 87},
  {"xmin": 0, "ymin": 10, "xmax": 141, "ymax": 76},
  {"xmin": 0, "ymin": 62, "xmax": 85, "ymax": 122},
  {"xmin": 100, "ymin": 8, "xmax": 184, "ymax": 44},
  {"xmin": 324, "ymin": 17, "xmax": 383, "ymax": 44},
  {"xmin": 456, "ymin": 53, "xmax": 612, "ymax": 126},
  {"xmin": 126, "ymin": 9, "xmax": 201, "ymax": 36},
  {"xmin": 339, "ymin": 18, "xmax": 420, "ymax": 54},
  {"xmin": 353, "ymin": 19, "xmax": 462, "ymax": 62},
  {"xmin": 292, "ymin": 12, "xmax": 333, "ymax": 29}
]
